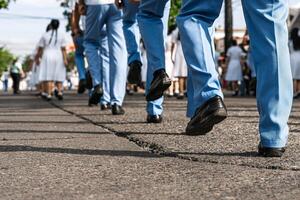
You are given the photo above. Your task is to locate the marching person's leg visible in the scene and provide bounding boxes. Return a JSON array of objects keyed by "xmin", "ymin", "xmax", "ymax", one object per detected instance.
[
  {"xmin": 177, "ymin": 0, "xmax": 227, "ymax": 135},
  {"xmin": 84, "ymin": 5, "xmax": 106, "ymax": 106},
  {"xmin": 123, "ymin": 0, "xmax": 142, "ymax": 84},
  {"xmin": 74, "ymin": 35, "xmax": 87, "ymax": 94},
  {"xmin": 242, "ymin": 0, "xmax": 292, "ymax": 157},
  {"xmin": 138, "ymin": 0, "xmax": 171, "ymax": 103},
  {"xmin": 138, "ymin": 0, "xmax": 170, "ymax": 123},
  {"xmin": 99, "ymin": 26, "xmax": 111, "ymax": 110},
  {"xmin": 107, "ymin": 4, "xmax": 127, "ymax": 115}
]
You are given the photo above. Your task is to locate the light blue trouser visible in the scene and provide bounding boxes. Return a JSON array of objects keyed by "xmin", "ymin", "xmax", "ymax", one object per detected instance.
[
  {"xmin": 122, "ymin": 0, "xmax": 141, "ymax": 64},
  {"xmin": 74, "ymin": 35, "xmax": 86, "ymax": 80},
  {"xmin": 84, "ymin": 4, "xmax": 127, "ymax": 106},
  {"xmin": 99, "ymin": 28, "xmax": 111, "ymax": 105},
  {"xmin": 137, "ymin": 0, "xmax": 170, "ymax": 116},
  {"xmin": 177, "ymin": 0, "xmax": 292, "ymax": 148}
]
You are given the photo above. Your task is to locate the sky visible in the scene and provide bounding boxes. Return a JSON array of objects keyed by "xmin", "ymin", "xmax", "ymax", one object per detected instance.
[{"xmin": 0, "ymin": 0, "xmax": 299, "ymax": 58}]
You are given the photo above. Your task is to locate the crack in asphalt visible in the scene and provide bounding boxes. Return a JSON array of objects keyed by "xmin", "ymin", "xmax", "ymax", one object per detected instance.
[{"xmin": 49, "ymin": 102, "xmax": 300, "ymax": 172}]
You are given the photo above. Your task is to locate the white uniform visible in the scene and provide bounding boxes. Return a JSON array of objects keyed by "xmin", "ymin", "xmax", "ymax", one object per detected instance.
[
  {"xmin": 291, "ymin": 50, "xmax": 300, "ymax": 80},
  {"xmin": 38, "ymin": 31, "xmax": 67, "ymax": 82},
  {"xmin": 165, "ymin": 34, "xmax": 175, "ymax": 80},
  {"xmin": 30, "ymin": 47, "xmax": 40, "ymax": 86},
  {"xmin": 172, "ymin": 28, "xmax": 188, "ymax": 78},
  {"xmin": 225, "ymin": 46, "xmax": 244, "ymax": 81}
]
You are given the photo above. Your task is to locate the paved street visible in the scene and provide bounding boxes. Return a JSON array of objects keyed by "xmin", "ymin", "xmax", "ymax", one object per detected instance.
[{"xmin": 0, "ymin": 92, "xmax": 299, "ymax": 200}]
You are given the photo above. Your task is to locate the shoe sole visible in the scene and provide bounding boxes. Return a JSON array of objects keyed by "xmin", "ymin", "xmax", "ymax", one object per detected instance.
[
  {"xmin": 112, "ymin": 112, "xmax": 125, "ymax": 115},
  {"xmin": 146, "ymin": 80, "xmax": 172, "ymax": 101},
  {"xmin": 147, "ymin": 119, "xmax": 162, "ymax": 123},
  {"xmin": 258, "ymin": 147, "xmax": 285, "ymax": 157},
  {"xmin": 185, "ymin": 108, "xmax": 227, "ymax": 136},
  {"xmin": 258, "ymin": 151, "xmax": 284, "ymax": 157}
]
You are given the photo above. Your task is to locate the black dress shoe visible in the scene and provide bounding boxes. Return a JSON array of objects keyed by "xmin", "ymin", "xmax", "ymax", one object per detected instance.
[
  {"xmin": 88, "ymin": 85, "xmax": 103, "ymax": 106},
  {"xmin": 127, "ymin": 60, "xmax": 142, "ymax": 84},
  {"xmin": 78, "ymin": 79, "xmax": 86, "ymax": 94},
  {"xmin": 100, "ymin": 104, "xmax": 111, "ymax": 111},
  {"xmin": 46, "ymin": 95, "xmax": 52, "ymax": 101},
  {"xmin": 57, "ymin": 94, "xmax": 63, "ymax": 101},
  {"xmin": 112, "ymin": 104, "xmax": 125, "ymax": 115},
  {"xmin": 54, "ymin": 89, "xmax": 58, "ymax": 98},
  {"xmin": 146, "ymin": 69, "xmax": 171, "ymax": 101},
  {"xmin": 147, "ymin": 115, "xmax": 162, "ymax": 123},
  {"xmin": 258, "ymin": 143, "xmax": 285, "ymax": 157},
  {"xmin": 177, "ymin": 94, "xmax": 185, "ymax": 100},
  {"xmin": 185, "ymin": 96, "xmax": 227, "ymax": 136}
]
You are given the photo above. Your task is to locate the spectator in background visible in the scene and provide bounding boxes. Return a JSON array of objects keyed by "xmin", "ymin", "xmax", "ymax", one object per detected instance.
[
  {"xmin": 10, "ymin": 59, "xmax": 24, "ymax": 94},
  {"xmin": 290, "ymin": 28, "xmax": 300, "ymax": 99},
  {"xmin": 172, "ymin": 29, "xmax": 187, "ymax": 99},
  {"xmin": 1, "ymin": 69, "xmax": 9, "ymax": 92},
  {"xmin": 165, "ymin": 26, "xmax": 176, "ymax": 97},
  {"xmin": 225, "ymin": 39, "xmax": 244, "ymax": 96}
]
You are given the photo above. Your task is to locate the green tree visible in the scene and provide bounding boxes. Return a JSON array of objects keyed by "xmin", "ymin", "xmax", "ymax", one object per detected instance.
[
  {"xmin": 67, "ymin": 52, "xmax": 75, "ymax": 72},
  {"xmin": 0, "ymin": 0, "xmax": 15, "ymax": 9},
  {"xmin": 0, "ymin": 48, "xmax": 14, "ymax": 76},
  {"xmin": 22, "ymin": 55, "xmax": 32, "ymax": 73},
  {"xmin": 60, "ymin": 0, "xmax": 72, "ymax": 32},
  {"xmin": 169, "ymin": 0, "xmax": 181, "ymax": 30}
]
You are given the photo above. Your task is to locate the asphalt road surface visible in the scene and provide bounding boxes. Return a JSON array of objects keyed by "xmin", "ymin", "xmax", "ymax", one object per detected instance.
[{"xmin": 0, "ymin": 92, "xmax": 299, "ymax": 200}]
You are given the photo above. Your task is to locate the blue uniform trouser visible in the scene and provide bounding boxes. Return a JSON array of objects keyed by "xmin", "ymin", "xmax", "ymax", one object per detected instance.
[
  {"xmin": 177, "ymin": 0, "xmax": 292, "ymax": 148},
  {"xmin": 137, "ymin": 0, "xmax": 170, "ymax": 116},
  {"xmin": 99, "ymin": 28, "xmax": 111, "ymax": 105},
  {"xmin": 123, "ymin": 0, "xmax": 141, "ymax": 64},
  {"xmin": 74, "ymin": 35, "xmax": 86, "ymax": 80},
  {"xmin": 84, "ymin": 4, "xmax": 127, "ymax": 106}
]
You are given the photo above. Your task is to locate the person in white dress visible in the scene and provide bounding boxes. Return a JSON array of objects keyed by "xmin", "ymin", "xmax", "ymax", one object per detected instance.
[
  {"xmin": 29, "ymin": 47, "xmax": 41, "ymax": 94},
  {"xmin": 31, "ymin": 24, "xmax": 52, "ymax": 96},
  {"xmin": 35, "ymin": 19, "xmax": 68, "ymax": 101},
  {"xmin": 225, "ymin": 40, "xmax": 244, "ymax": 96},
  {"xmin": 165, "ymin": 28, "xmax": 176, "ymax": 97},
  {"xmin": 290, "ymin": 28, "xmax": 300, "ymax": 98},
  {"xmin": 172, "ymin": 28, "xmax": 188, "ymax": 99}
]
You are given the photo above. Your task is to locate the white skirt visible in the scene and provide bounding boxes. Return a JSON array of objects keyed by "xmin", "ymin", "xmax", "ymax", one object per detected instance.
[
  {"xmin": 291, "ymin": 51, "xmax": 300, "ymax": 80},
  {"xmin": 39, "ymin": 49, "xmax": 66, "ymax": 82},
  {"xmin": 165, "ymin": 50, "xmax": 175, "ymax": 80},
  {"xmin": 173, "ymin": 42, "xmax": 187, "ymax": 77},
  {"xmin": 225, "ymin": 60, "xmax": 243, "ymax": 81}
]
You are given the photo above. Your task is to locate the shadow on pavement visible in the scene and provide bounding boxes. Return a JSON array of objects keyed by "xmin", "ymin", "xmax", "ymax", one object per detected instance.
[
  {"xmin": 0, "ymin": 145, "xmax": 161, "ymax": 158},
  {"xmin": 0, "ymin": 121, "xmax": 89, "ymax": 124},
  {"xmin": 0, "ymin": 130, "xmax": 108, "ymax": 135}
]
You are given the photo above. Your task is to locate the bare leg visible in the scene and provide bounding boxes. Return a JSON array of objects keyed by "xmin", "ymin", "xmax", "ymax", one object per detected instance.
[
  {"xmin": 55, "ymin": 82, "xmax": 63, "ymax": 94},
  {"xmin": 174, "ymin": 80, "xmax": 179, "ymax": 95},
  {"xmin": 179, "ymin": 77, "xmax": 185, "ymax": 96},
  {"xmin": 168, "ymin": 81, "xmax": 174, "ymax": 96}
]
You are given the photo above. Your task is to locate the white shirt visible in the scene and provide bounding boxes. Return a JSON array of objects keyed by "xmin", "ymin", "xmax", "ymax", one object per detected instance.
[
  {"xmin": 85, "ymin": 0, "xmax": 114, "ymax": 5},
  {"xmin": 227, "ymin": 46, "xmax": 244, "ymax": 61},
  {"xmin": 38, "ymin": 31, "xmax": 67, "ymax": 50}
]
